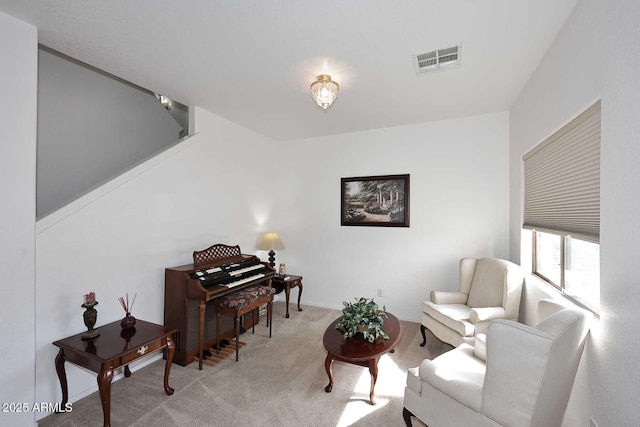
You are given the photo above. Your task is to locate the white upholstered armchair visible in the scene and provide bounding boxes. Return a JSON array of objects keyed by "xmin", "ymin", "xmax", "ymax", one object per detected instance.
[
  {"xmin": 404, "ymin": 300, "xmax": 591, "ymax": 427},
  {"xmin": 420, "ymin": 258, "xmax": 524, "ymax": 347}
]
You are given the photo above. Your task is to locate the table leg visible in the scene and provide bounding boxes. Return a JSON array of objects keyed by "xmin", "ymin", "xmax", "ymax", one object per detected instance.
[
  {"xmin": 268, "ymin": 299, "xmax": 273, "ymax": 338},
  {"xmin": 98, "ymin": 363, "xmax": 114, "ymax": 427},
  {"xmin": 266, "ymin": 302, "xmax": 270, "ymax": 327},
  {"xmin": 124, "ymin": 365, "xmax": 131, "ymax": 377},
  {"xmin": 252, "ymin": 309, "xmax": 255, "ymax": 334},
  {"xmin": 285, "ymin": 283, "xmax": 291, "ymax": 318},
  {"xmin": 54, "ymin": 349, "xmax": 68, "ymax": 410},
  {"xmin": 368, "ymin": 358, "xmax": 378, "ymax": 405},
  {"xmin": 235, "ymin": 314, "xmax": 240, "ymax": 362},
  {"xmin": 324, "ymin": 353, "xmax": 334, "ymax": 393},
  {"xmin": 198, "ymin": 301, "xmax": 205, "ymax": 370},
  {"xmin": 297, "ymin": 280, "xmax": 303, "ymax": 312},
  {"xmin": 164, "ymin": 335, "xmax": 175, "ymax": 395}
]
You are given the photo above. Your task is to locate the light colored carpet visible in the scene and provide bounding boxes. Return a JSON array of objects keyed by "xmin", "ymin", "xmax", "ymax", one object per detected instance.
[{"xmin": 39, "ymin": 302, "xmax": 450, "ymax": 427}]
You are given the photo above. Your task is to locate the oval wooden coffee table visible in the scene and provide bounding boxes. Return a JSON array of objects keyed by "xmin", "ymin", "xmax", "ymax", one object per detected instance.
[{"xmin": 323, "ymin": 313, "xmax": 402, "ymax": 405}]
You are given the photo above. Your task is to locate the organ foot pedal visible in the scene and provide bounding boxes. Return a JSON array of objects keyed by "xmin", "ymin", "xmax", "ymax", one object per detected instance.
[{"xmin": 195, "ymin": 339, "xmax": 246, "ymax": 367}]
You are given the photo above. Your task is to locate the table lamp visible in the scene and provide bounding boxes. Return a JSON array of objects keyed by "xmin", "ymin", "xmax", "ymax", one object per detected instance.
[{"xmin": 258, "ymin": 232, "xmax": 285, "ymax": 269}]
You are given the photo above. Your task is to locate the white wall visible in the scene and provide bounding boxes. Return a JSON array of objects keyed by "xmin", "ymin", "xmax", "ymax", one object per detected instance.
[
  {"xmin": 0, "ymin": 11, "xmax": 37, "ymax": 427},
  {"xmin": 37, "ymin": 48, "xmax": 184, "ymax": 218},
  {"xmin": 274, "ymin": 113, "xmax": 510, "ymax": 322},
  {"xmin": 597, "ymin": 0, "xmax": 640, "ymax": 424},
  {"xmin": 34, "ymin": 107, "xmax": 276, "ymax": 418},
  {"xmin": 509, "ymin": 0, "xmax": 604, "ymax": 265},
  {"xmin": 510, "ymin": 0, "xmax": 640, "ymax": 424},
  {"xmin": 509, "ymin": 1, "xmax": 601, "ymax": 424}
]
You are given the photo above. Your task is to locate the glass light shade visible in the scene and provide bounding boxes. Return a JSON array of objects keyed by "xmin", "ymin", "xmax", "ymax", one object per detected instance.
[
  {"xmin": 310, "ymin": 74, "xmax": 339, "ymax": 110},
  {"xmin": 257, "ymin": 232, "xmax": 285, "ymax": 251},
  {"xmin": 154, "ymin": 93, "xmax": 173, "ymax": 111}
]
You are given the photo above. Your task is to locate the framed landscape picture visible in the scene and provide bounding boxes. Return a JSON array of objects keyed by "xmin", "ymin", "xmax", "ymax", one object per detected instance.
[{"xmin": 341, "ymin": 174, "xmax": 410, "ymax": 227}]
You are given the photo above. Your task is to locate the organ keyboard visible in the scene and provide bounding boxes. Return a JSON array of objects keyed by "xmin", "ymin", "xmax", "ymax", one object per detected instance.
[
  {"xmin": 164, "ymin": 243, "xmax": 275, "ymax": 366},
  {"xmin": 189, "ymin": 260, "xmax": 267, "ymax": 288}
]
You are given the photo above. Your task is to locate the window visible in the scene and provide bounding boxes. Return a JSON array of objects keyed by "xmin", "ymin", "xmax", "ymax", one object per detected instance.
[
  {"xmin": 533, "ymin": 230, "xmax": 600, "ymax": 311},
  {"xmin": 524, "ymin": 100, "xmax": 601, "ymax": 313},
  {"xmin": 534, "ymin": 231, "xmax": 561, "ymax": 285},
  {"xmin": 565, "ymin": 236, "xmax": 600, "ymax": 308}
]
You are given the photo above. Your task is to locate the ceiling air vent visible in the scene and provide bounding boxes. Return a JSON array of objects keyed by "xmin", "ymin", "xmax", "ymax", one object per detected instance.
[{"xmin": 413, "ymin": 43, "xmax": 462, "ymax": 75}]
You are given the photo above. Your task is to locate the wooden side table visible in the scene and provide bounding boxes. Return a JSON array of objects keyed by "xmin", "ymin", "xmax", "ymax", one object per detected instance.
[
  {"xmin": 272, "ymin": 274, "xmax": 303, "ymax": 318},
  {"xmin": 322, "ymin": 313, "xmax": 402, "ymax": 405},
  {"xmin": 53, "ymin": 319, "xmax": 176, "ymax": 427}
]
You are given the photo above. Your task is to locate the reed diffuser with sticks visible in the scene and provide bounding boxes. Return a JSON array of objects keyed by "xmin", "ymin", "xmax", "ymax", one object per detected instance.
[{"xmin": 118, "ymin": 292, "xmax": 137, "ymax": 329}]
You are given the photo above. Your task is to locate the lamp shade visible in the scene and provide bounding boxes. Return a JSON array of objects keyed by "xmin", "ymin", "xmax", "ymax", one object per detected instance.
[
  {"xmin": 257, "ymin": 232, "xmax": 285, "ymax": 251},
  {"xmin": 310, "ymin": 74, "xmax": 339, "ymax": 110}
]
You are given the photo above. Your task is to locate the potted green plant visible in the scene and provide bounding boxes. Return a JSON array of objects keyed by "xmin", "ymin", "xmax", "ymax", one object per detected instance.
[{"xmin": 336, "ymin": 297, "xmax": 390, "ymax": 343}]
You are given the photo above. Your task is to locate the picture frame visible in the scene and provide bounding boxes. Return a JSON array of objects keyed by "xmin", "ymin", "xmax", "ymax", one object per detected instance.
[
  {"xmin": 341, "ymin": 174, "xmax": 410, "ymax": 227},
  {"xmin": 278, "ymin": 263, "xmax": 286, "ymax": 275}
]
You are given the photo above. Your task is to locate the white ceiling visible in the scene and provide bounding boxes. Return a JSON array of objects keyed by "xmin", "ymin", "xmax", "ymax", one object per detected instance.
[{"xmin": 0, "ymin": 0, "xmax": 578, "ymax": 141}]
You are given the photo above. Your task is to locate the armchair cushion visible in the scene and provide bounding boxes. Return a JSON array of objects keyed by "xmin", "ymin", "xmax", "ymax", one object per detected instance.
[
  {"xmin": 467, "ymin": 259, "xmax": 508, "ymax": 308},
  {"xmin": 422, "ymin": 302, "xmax": 474, "ymax": 337},
  {"xmin": 536, "ymin": 298, "xmax": 568, "ymax": 324},
  {"xmin": 416, "ymin": 343, "xmax": 485, "ymax": 411},
  {"xmin": 482, "ymin": 320, "xmax": 554, "ymax": 426}
]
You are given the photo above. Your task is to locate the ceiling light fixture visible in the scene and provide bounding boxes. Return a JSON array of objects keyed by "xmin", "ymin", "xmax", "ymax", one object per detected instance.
[
  {"xmin": 154, "ymin": 93, "xmax": 173, "ymax": 111},
  {"xmin": 310, "ymin": 74, "xmax": 339, "ymax": 110}
]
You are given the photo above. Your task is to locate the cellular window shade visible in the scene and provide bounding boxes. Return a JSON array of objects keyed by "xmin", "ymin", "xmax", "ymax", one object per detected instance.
[{"xmin": 523, "ymin": 100, "xmax": 601, "ymax": 242}]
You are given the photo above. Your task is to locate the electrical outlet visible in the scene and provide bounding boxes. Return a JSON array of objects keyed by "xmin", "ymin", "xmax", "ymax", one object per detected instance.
[
  {"xmin": 590, "ymin": 417, "xmax": 598, "ymax": 427},
  {"xmin": 377, "ymin": 288, "xmax": 383, "ymax": 297}
]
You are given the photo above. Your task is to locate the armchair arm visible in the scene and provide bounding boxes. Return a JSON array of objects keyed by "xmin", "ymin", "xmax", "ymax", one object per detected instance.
[
  {"xmin": 482, "ymin": 320, "xmax": 553, "ymax": 426},
  {"xmin": 430, "ymin": 291, "xmax": 468, "ymax": 304},
  {"xmin": 473, "ymin": 333, "xmax": 487, "ymax": 362},
  {"xmin": 469, "ymin": 307, "xmax": 506, "ymax": 324}
]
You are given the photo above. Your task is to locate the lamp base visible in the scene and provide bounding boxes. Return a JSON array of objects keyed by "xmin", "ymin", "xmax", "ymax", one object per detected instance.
[{"xmin": 268, "ymin": 250, "xmax": 276, "ymax": 269}]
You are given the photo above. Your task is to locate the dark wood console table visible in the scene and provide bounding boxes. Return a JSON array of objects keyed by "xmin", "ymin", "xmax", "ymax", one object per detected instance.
[
  {"xmin": 53, "ymin": 319, "xmax": 176, "ymax": 427},
  {"xmin": 322, "ymin": 313, "xmax": 402, "ymax": 405},
  {"xmin": 272, "ymin": 274, "xmax": 303, "ymax": 318}
]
